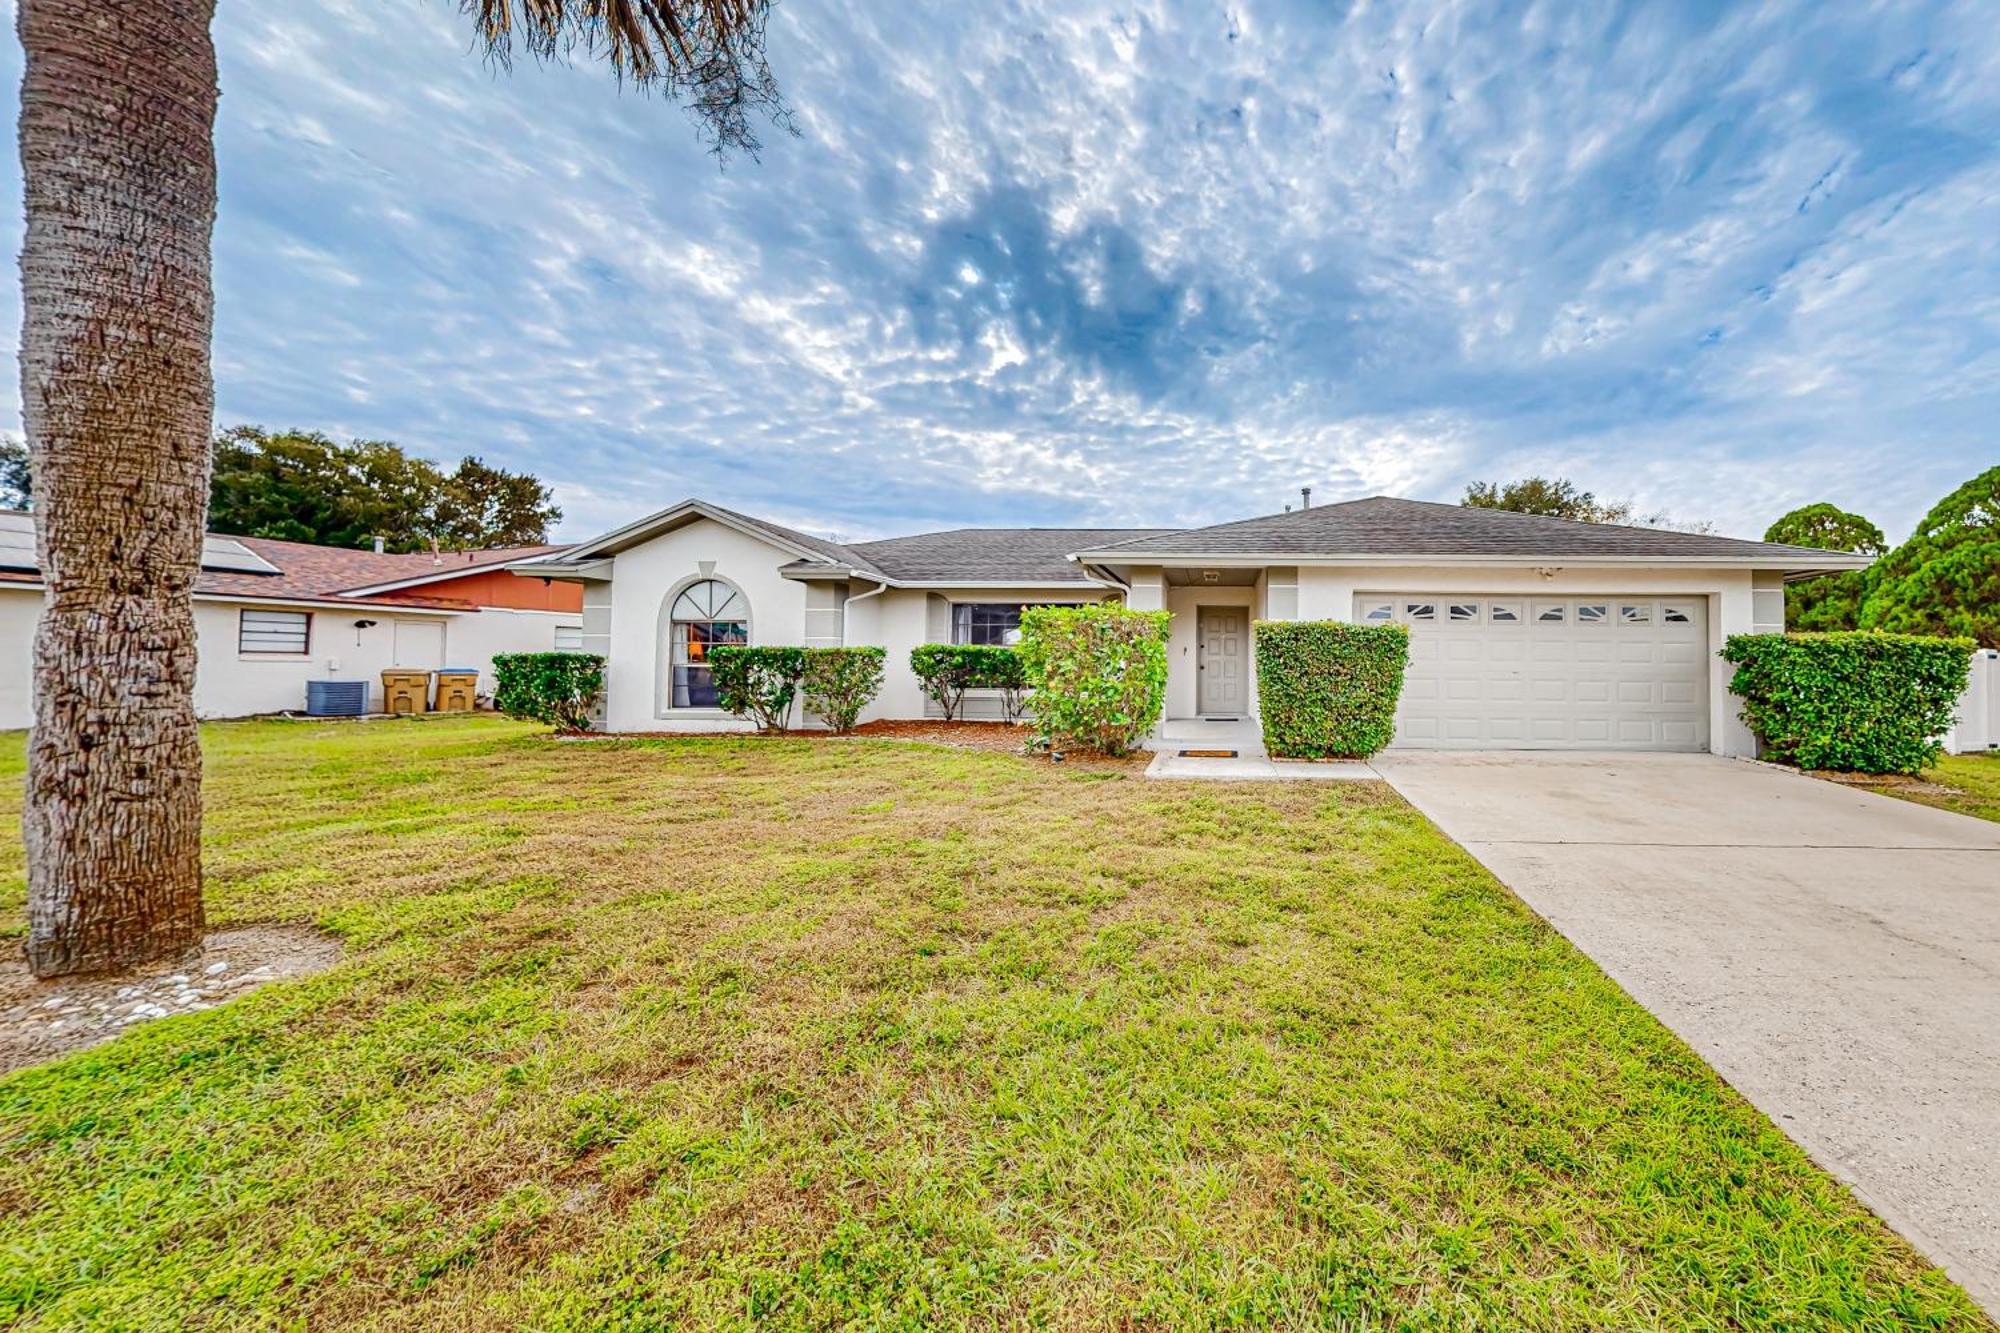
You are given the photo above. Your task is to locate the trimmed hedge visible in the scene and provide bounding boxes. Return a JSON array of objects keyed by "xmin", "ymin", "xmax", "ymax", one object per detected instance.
[
  {"xmin": 909, "ymin": 644, "xmax": 1023, "ymax": 721},
  {"xmin": 1254, "ymin": 621, "xmax": 1410, "ymax": 759},
  {"xmin": 493, "ymin": 652, "xmax": 605, "ymax": 733},
  {"xmin": 800, "ymin": 647, "xmax": 885, "ymax": 734},
  {"xmin": 1722, "ymin": 632, "xmax": 1972, "ymax": 773},
  {"xmin": 708, "ymin": 645, "xmax": 806, "ymax": 733},
  {"xmin": 1017, "ymin": 604, "xmax": 1170, "ymax": 757}
]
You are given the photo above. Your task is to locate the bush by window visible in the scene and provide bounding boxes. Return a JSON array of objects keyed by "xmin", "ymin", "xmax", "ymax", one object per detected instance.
[
  {"xmin": 910, "ymin": 643, "xmax": 1023, "ymax": 720},
  {"xmin": 494, "ymin": 652, "xmax": 604, "ymax": 733},
  {"xmin": 800, "ymin": 647, "xmax": 885, "ymax": 734},
  {"xmin": 1016, "ymin": 604, "xmax": 1170, "ymax": 756},
  {"xmin": 1254, "ymin": 621, "xmax": 1410, "ymax": 759},
  {"xmin": 1722, "ymin": 632, "xmax": 1973, "ymax": 773},
  {"xmin": 707, "ymin": 645, "xmax": 805, "ymax": 733}
]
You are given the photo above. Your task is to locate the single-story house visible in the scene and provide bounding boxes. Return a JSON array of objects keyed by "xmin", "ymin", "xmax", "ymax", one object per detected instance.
[
  {"xmin": 1, "ymin": 509, "xmax": 584, "ymax": 729},
  {"xmin": 507, "ymin": 494, "xmax": 1871, "ymax": 755}
]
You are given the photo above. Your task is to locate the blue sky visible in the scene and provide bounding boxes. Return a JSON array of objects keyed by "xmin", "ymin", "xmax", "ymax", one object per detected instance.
[{"xmin": 2, "ymin": 0, "xmax": 1996, "ymax": 545}]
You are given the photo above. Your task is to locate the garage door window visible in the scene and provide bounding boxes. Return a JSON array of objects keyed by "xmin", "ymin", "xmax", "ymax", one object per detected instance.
[
  {"xmin": 1620, "ymin": 604, "xmax": 1651, "ymax": 624},
  {"xmin": 1362, "ymin": 602, "xmax": 1393, "ymax": 622},
  {"xmin": 1490, "ymin": 603, "xmax": 1521, "ymax": 622},
  {"xmin": 1449, "ymin": 603, "xmax": 1479, "ymax": 621},
  {"xmin": 1405, "ymin": 602, "xmax": 1436, "ymax": 620},
  {"xmin": 1664, "ymin": 606, "xmax": 1692, "ymax": 623},
  {"xmin": 1536, "ymin": 603, "xmax": 1566, "ymax": 622},
  {"xmin": 1577, "ymin": 604, "xmax": 1607, "ymax": 623}
]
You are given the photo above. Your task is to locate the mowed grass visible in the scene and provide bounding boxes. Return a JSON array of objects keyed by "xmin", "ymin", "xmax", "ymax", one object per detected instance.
[
  {"xmin": 1911, "ymin": 752, "xmax": 2000, "ymax": 824},
  {"xmin": 0, "ymin": 718, "xmax": 1984, "ymax": 1330}
]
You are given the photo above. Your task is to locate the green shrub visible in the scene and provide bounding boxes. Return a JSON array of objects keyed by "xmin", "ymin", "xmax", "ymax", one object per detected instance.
[
  {"xmin": 909, "ymin": 643, "xmax": 1022, "ymax": 721},
  {"xmin": 493, "ymin": 652, "xmax": 605, "ymax": 733},
  {"xmin": 707, "ymin": 645, "xmax": 806, "ymax": 733},
  {"xmin": 1253, "ymin": 621, "xmax": 1410, "ymax": 759},
  {"xmin": 800, "ymin": 646, "xmax": 885, "ymax": 734},
  {"xmin": 1721, "ymin": 632, "xmax": 1973, "ymax": 773},
  {"xmin": 1016, "ymin": 604, "xmax": 1170, "ymax": 756}
]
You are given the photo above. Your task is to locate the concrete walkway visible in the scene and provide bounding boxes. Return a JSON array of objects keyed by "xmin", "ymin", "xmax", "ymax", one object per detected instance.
[
  {"xmin": 1142, "ymin": 718, "xmax": 1374, "ymax": 780},
  {"xmin": 1373, "ymin": 751, "xmax": 2000, "ymax": 1314}
]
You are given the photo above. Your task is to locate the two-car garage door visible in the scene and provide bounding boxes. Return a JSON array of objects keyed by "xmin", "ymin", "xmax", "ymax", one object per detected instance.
[{"xmin": 1356, "ymin": 594, "xmax": 1709, "ymax": 751}]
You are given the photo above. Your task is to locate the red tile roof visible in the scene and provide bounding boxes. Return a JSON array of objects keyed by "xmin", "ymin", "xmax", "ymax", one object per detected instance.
[{"xmin": 0, "ymin": 513, "xmax": 567, "ymax": 611}]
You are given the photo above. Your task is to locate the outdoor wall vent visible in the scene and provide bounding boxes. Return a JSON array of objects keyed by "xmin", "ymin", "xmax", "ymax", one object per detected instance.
[{"xmin": 1201, "ymin": 569, "xmax": 1221, "ymax": 584}]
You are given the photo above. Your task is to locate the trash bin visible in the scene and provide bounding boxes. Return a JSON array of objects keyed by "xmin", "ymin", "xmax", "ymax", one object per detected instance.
[
  {"xmin": 381, "ymin": 669, "xmax": 431, "ymax": 716},
  {"xmin": 433, "ymin": 668, "xmax": 478, "ymax": 713},
  {"xmin": 305, "ymin": 680, "xmax": 367, "ymax": 717}
]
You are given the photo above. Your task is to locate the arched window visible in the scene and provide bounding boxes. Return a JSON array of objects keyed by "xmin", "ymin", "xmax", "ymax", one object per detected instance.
[{"xmin": 667, "ymin": 579, "xmax": 749, "ymax": 708}]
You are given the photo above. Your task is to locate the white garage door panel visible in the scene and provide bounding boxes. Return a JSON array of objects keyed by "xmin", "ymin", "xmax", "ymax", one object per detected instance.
[{"xmin": 1356, "ymin": 594, "xmax": 1709, "ymax": 752}]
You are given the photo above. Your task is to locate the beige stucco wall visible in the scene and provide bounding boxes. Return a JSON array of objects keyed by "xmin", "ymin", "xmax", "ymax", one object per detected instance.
[
  {"xmin": 1163, "ymin": 583, "xmax": 1261, "ymax": 721},
  {"xmin": 601, "ymin": 515, "xmax": 812, "ymax": 732},
  {"xmin": 1, "ymin": 587, "xmax": 578, "ymax": 729}
]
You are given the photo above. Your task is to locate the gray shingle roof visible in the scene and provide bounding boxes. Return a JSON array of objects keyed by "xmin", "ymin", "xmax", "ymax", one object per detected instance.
[
  {"xmin": 846, "ymin": 528, "xmax": 1175, "ymax": 583},
  {"xmin": 1077, "ymin": 496, "xmax": 1861, "ymax": 563}
]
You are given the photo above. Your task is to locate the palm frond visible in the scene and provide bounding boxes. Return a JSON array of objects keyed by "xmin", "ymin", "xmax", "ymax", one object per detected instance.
[{"xmin": 465, "ymin": 0, "xmax": 792, "ymax": 157}]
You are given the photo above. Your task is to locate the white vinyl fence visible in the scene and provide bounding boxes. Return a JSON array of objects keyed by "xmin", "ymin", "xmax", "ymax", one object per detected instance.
[{"xmin": 1945, "ymin": 648, "xmax": 1999, "ymax": 754}]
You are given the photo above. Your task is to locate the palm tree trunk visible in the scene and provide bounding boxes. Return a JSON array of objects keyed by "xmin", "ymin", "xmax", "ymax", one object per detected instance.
[{"xmin": 17, "ymin": 0, "xmax": 218, "ymax": 976}]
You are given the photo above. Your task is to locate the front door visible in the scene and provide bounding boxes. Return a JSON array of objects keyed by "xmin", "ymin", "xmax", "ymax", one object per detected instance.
[{"xmin": 1197, "ymin": 607, "xmax": 1247, "ymax": 716}]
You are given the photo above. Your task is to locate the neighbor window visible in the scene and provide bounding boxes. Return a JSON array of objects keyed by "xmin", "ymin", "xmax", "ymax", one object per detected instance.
[
  {"xmin": 239, "ymin": 609, "xmax": 309, "ymax": 655},
  {"xmin": 953, "ymin": 603, "xmax": 1027, "ymax": 646},
  {"xmin": 669, "ymin": 579, "xmax": 748, "ymax": 708},
  {"xmin": 1577, "ymin": 604, "xmax": 1608, "ymax": 623},
  {"xmin": 554, "ymin": 624, "xmax": 584, "ymax": 652}
]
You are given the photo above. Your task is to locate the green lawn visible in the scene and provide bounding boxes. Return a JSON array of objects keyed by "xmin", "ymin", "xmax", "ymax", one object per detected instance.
[
  {"xmin": 0, "ymin": 718, "xmax": 1984, "ymax": 1329},
  {"xmin": 1913, "ymin": 752, "xmax": 2000, "ymax": 824}
]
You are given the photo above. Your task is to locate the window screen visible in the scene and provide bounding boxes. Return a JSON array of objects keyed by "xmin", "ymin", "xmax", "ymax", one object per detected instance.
[{"xmin": 239, "ymin": 609, "xmax": 309, "ymax": 655}]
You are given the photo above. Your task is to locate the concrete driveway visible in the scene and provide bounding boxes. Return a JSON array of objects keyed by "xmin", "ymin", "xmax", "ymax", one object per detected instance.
[{"xmin": 1373, "ymin": 751, "xmax": 2000, "ymax": 1313}]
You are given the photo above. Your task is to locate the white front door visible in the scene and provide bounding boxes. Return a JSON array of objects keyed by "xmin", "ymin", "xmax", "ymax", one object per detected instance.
[
  {"xmin": 1197, "ymin": 607, "xmax": 1248, "ymax": 716},
  {"xmin": 393, "ymin": 618, "xmax": 446, "ymax": 669},
  {"xmin": 1357, "ymin": 594, "xmax": 1709, "ymax": 751}
]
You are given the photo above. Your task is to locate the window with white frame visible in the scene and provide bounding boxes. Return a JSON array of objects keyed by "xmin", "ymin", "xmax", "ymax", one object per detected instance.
[
  {"xmin": 239, "ymin": 609, "xmax": 310, "ymax": 655},
  {"xmin": 554, "ymin": 624, "xmax": 584, "ymax": 652},
  {"xmin": 952, "ymin": 603, "xmax": 1029, "ymax": 646},
  {"xmin": 668, "ymin": 579, "xmax": 748, "ymax": 708}
]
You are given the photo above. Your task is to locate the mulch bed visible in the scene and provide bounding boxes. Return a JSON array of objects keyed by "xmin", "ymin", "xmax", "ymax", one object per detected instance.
[
  {"xmin": 1803, "ymin": 769, "xmax": 1962, "ymax": 798},
  {"xmin": 571, "ymin": 719, "xmax": 1151, "ymax": 770},
  {"xmin": 0, "ymin": 925, "xmax": 341, "ymax": 1075}
]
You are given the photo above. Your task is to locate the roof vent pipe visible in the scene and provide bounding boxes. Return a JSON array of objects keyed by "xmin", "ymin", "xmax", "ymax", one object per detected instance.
[
  {"xmin": 372, "ymin": 535, "xmax": 385, "ymax": 554},
  {"xmin": 1300, "ymin": 486, "xmax": 1312, "ymax": 510}
]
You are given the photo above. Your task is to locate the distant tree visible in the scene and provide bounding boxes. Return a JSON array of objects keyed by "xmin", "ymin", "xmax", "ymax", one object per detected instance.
[
  {"xmin": 208, "ymin": 426, "xmax": 560, "ymax": 551},
  {"xmin": 0, "ymin": 439, "xmax": 30, "ymax": 508},
  {"xmin": 1764, "ymin": 503, "xmax": 1886, "ymax": 632},
  {"xmin": 435, "ymin": 456, "xmax": 565, "ymax": 549},
  {"xmin": 1862, "ymin": 466, "xmax": 2000, "ymax": 648},
  {"xmin": 1463, "ymin": 477, "xmax": 1631, "ymax": 524}
]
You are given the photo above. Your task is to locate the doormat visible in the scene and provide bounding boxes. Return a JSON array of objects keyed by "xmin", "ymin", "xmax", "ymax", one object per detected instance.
[{"xmin": 1178, "ymin": 748, "xmax": 1239, "ymax": 758}]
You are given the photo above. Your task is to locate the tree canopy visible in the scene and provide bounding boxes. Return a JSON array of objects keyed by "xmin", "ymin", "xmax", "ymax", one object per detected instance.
[
  {"xmin": 1861, "ymin": 465, "xmax": 2000, "ymax": 648},
  {"xmin": 0, "ymin": 439, "xmax": 28, "ymax": 509},
  {"xmin": 209, "ymin": 426, "xmax": 561, "ymax": 552},
  {"xmin": 1461, "ymin": 475, "xmax": 1713, "ymax": 532},
  {"xmin": 1462, "ymin": 476, "xmax": 1632, "ymax": 524},
  {"xmin": 1763, "ymin": 502, "xmax": 1885, "ymax": 633}
]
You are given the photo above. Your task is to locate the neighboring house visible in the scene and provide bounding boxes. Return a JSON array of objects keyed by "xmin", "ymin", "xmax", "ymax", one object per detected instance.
[
  {"xmin": 508, "ymin": 495, "xmax": 1870, "ymax": 755},
  {"xmin": 0, "ymin": 509, "xmax": 583, "ymax": 729}
]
